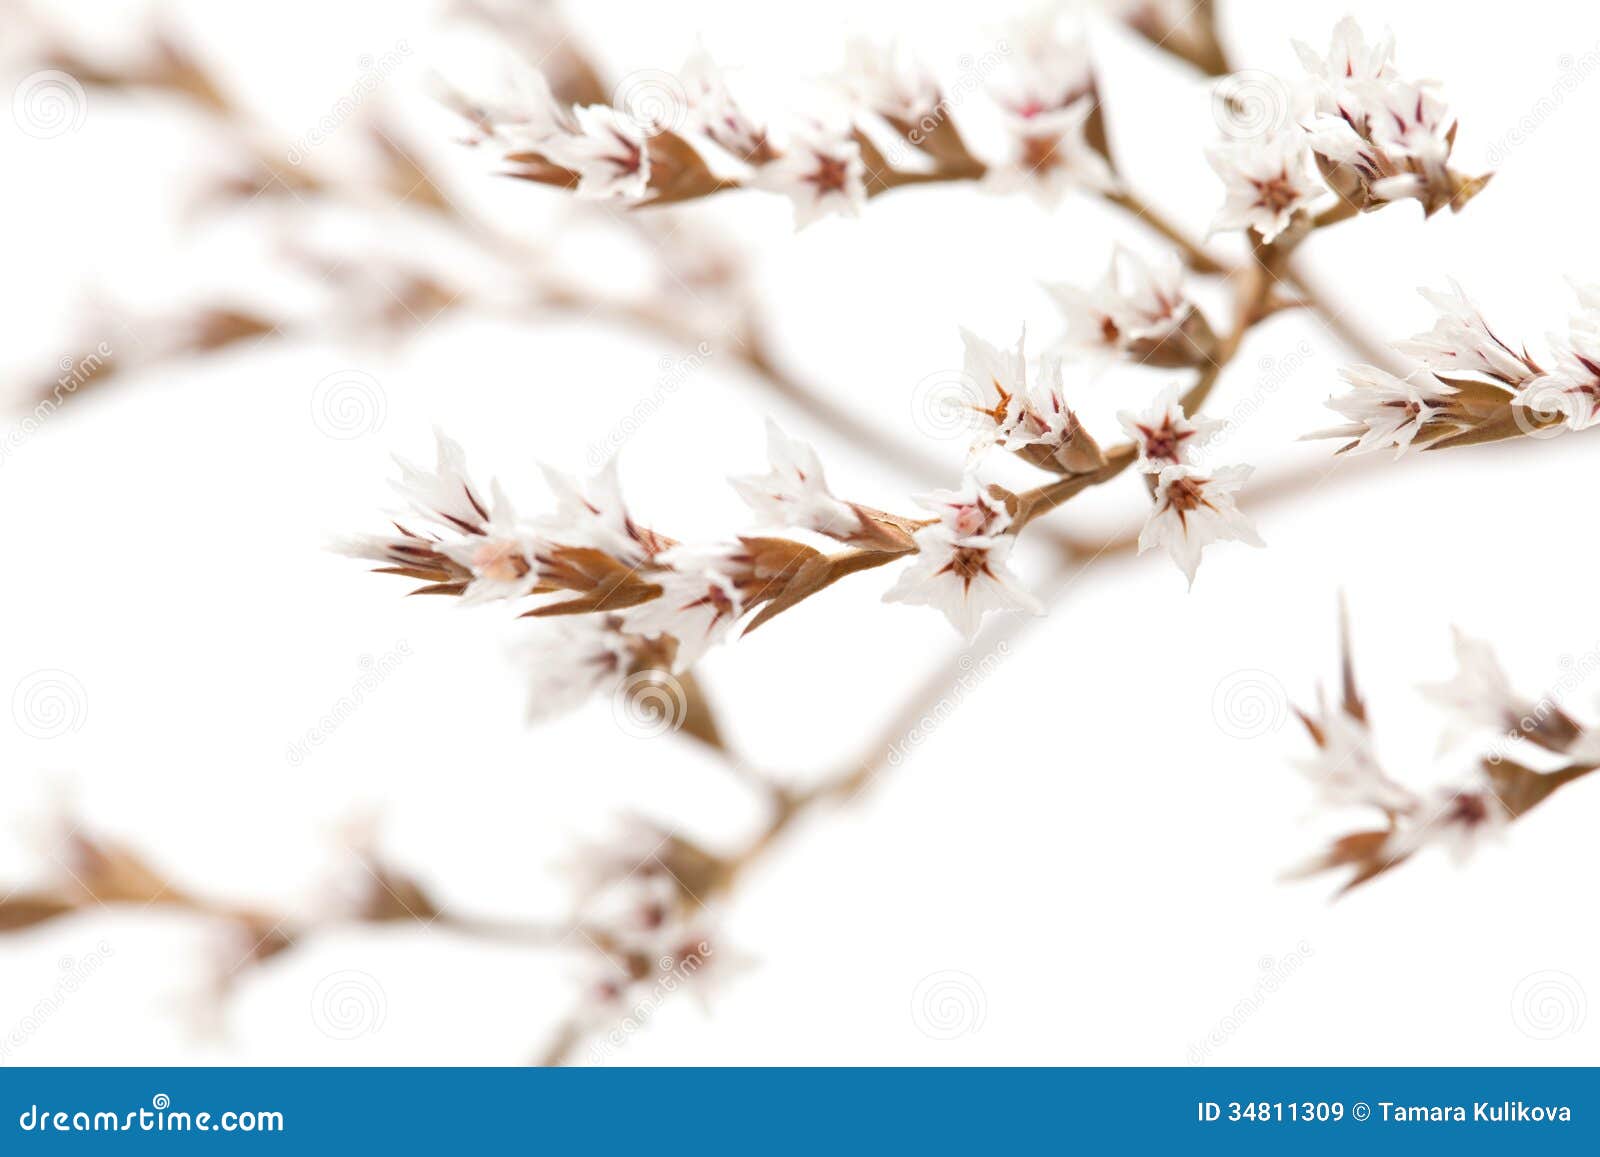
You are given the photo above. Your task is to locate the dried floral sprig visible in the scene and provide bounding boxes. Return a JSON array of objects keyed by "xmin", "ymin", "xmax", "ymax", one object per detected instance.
[
  {"xmin": 457, "ymin": 14, "xmax": 1490, "ymax": 251},
  {"xmin": 1288, "ymin": 604, "xmax": 1598, "ymax": 894},
  {"xmin": 1310, "ymin": 279, "xmax": 1600, "ymax": 455}
]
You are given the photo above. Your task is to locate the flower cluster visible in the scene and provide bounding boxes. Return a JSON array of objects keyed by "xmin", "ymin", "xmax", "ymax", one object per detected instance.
[
  {"xmin": 571, "ymin": 824, "xmax": 729, "ymax": 1027},
  {"xmin": 1311, "ymin": 280, "xmax": 1600, "ymax": 457},
  {"xmin": 1046, "ymin": 246, "xmax": 1216, "ymax": 367},
  {"xmin": 446, "ymin": 11, "xmax": 1116, "ymax": 227},
  {"xmin": 1288, "ymin": 608, "xmax": 1598, "ymax": 893},
  {"xmin": 1204, "ymin": 17, "xmax": 1490, "ymax": 244}
]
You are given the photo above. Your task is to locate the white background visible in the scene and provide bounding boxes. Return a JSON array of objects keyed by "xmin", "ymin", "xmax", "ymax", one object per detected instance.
[{"xmin": 2, "ymin": 0, "xmax": 1598, "ymax": 1064}]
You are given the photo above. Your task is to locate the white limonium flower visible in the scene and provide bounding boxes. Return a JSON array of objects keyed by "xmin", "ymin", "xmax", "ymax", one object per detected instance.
[
  {"xmin": 623, "ymin": 545, "xmax": 747, "ymax": 672},
  {"xmin": 997, "ymin": 98, "xmax": 1115, "ymax": 204},
  {"xmin": 1205, "ymin": 130, "xmax": 1320, "ymax": 242},
  {"xmin": 1137, "ymin": 464, "xmax": 1263, "ymax": 588},
  {"xmin": 390, "ymin": 430, "xmax": 492, "ymax": 535},
  {"xmin": 539, "ymin": 459, "xmax": 667, "ymax": 565},
  {"xmin": 838, "ymin": 39, "xmax": 941, "ymax": 126},
  {"xmin": 540, "ymin": 104, "xmax": 651, "ymax": 201},
  {"xmin": 729, "ymin": 419, "xmax": 859, "ymax": 537},
  {"xmin": 959, "ymin": 325, "xmax": 1029, "ymax": 436},
  {"xmin": 882, "ymin": 477, "xmax": 1043, "ymax": 639},
  {"xmin": 680, "ymin": 49, "xmax": 770, "ymax": 160},
  {"xmin": 1293, "ymin": 705, "xmax": 1418, "ymax": 813},
  {"xmin": 1292, "ymin": 17, "xmax": 1483, "ymax": 216},
  {"xmin": 1419, "ymin": 628, "xmax": 1533, "ymax": 748},
  {"xmin": 1117, "ymin": 383, "xmax": 1224, "ymax": 472},
  {"xmin": 1309, "ymin": 365, "xmax": 1453, "ymax": 458},
  {"xmin": 516, "ymin": 617, "xmax": 635, "ymax": 722},
  {"xmin": 1396, "ymin": 282, "xmax": 1538, "ymax": 386},
  {"xmin": 1386, "ymin": 780, "xmax": 1508, "ymax": 866},
  {"xmin": 957, "ymin": 331, "xmax": 1101, "ymax": 469},
  {"xmin": 1294, "ymin": 15, "xmax": 1395, "ymax": 103},
  {"xmin": 1537, "ymin": 338, "xmax": 1600, "ymax": 431},
  {"xmin": 1046, "ymin": 246, "xmax": 1201, "ymax": 364},
  {"xmin": 756, "ymin": 122, "xmax": 867, "ymax": 228},
  {"xmin": 440, "ymin": 483, "xmax": 548, "ymax": 603}
]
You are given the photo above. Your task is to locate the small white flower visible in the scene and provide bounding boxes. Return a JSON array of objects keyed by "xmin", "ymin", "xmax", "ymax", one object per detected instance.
[
  {"xmin": 1419, "ymin": 628, "xmax": 1533, "ymax": 748},
  {"xmin": 1117, "ymin": 383, "xmax": 1224, "ymax": 472},
  {"xmin": 1293, "ymin": 16, "xmax": 1396, "ymax": 114},
  {"xmin": 1532, "ymin": 325, "xmax": 1600, "ymax": 431},
  {"xmin": 958, "ymin": 326, "xmax": 1029, "ymax": 433},
  {"xmin": 882, "ymin": 476, "xmax": 1041, "ymax": 639},
  {"xmin": 622, "ymin": 545, "xmax": 746, "ymax": 672},
  {"xmin": 1205, "ymin": 129, "xmax": 1320, "ymax": 242},
  {"xmin": 390, "ymin": 430, "xmax": 492, "ymax": 535},
  {"xmin": 539, "ymin": 459, "xmax": 667, "ymax": 565},
  {"xmin": 1047, "ymin": 246, "xmax": 1192, "ymax": 357},
  {"xmin": 1137, "ymin": 463, "xmax": 1263, "ymax": 588},
  {"xmin": 1045, "ymin": 266, "xmax": 1124, "ymax": 356},
  {"xmin": 515, "ymin": 617, "xmax": 634, "ymax": 721},
  {"xmin": 1309, "ymin": 365, "xmax": 1452, "ymax": 458},
  {"xmin": 680, "ymin": 49, "xmax": 768, "ymax": 159},
  {"xmin": 440, "ymin": 483, "xmax": 548, "ymax": 603},
  {"xmin": 1386, "ymin": 780, "xmax": 1508, "ymax": 866},
  {"xmin": 1004, "ymin": 352, "xmax": 1103, "ymax": 470},
  {"xmin": 756, "ymin": 122, "xmax": 866, "ymax": 228},
  {"xmin": 995, "ymin": 98, "xmax": 1115, "ymax": 204},
  {"xmin": 540, "ymin": 104, "xmax": 651, "ymax": 201},
  {"xmin": 1294, "ymin": 705, "xmax": 1418, "ymax": 813},
  {"xmin": 989, "ymin": 10, "xmax": 1096, "ymax": 121},
  {"xmin": 451, "ymin": 56, "xmax": 575, "ymax": 147},
  {"xmin": 729, "ymin": 419, "xmax": 859, "ymax": 537},
  {"xmin": 839, "ymin": 39, "xmax": 941, "ymax": 125},
  {"xmin": 1396, "ymin": 282, "xmax": 1537, "ymax": 387}
]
